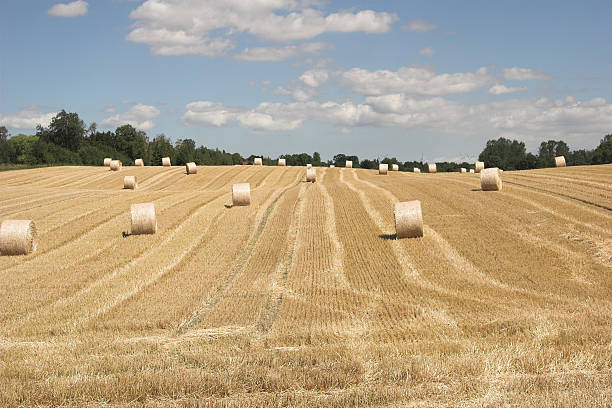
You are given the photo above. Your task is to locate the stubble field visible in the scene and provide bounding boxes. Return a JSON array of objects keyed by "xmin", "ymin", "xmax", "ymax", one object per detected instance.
[{"xmin": 1, "ymin": 164, "xmax": 611, "ymax": 407}]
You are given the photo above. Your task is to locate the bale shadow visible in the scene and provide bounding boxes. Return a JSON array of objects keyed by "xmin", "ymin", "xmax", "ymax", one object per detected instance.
[
  {"xmin": 224, "ymin": 204, "xmax": 233, "ymax": 209},
  {"xmin": 379, "ymin": 233, "xmax": 397, "ymax": 240},
  {"xmin": 122, "ymin": 231, "xmax": 131, "ymax": 238},
  {"xmin": 471, "ymin": 188, "xmax": 483, "ymax": 191}
]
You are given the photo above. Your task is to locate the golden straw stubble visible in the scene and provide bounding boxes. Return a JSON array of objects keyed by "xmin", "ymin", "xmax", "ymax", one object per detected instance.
[
  {"xmin": 379, "ymin": 163, "xmax": 388, "ymax": 175},
  {"xmin": 306, "ymin": 167, "xmax": 316, "ymax": 182},
  {"xmin": 123, "ymin": 176, "xmax": 137, "ymax": 190},
  {"xmin": 130, "ymin": 203, "xmax": 157, "ymax": 235},
  {"xmin": 394, "ymin": 201, "xmax": 424, "ymax": 239},
  {"xmin": 480, "ymin": 167, "xmax": 502, "ymax": 191},
  {"xmin": 185, "ymin": 162, "xmax": 197, "ymax": 174},
  {"xmin": 0, "ymin": 219, "xmax": 37, "ymax": 255},
  {"xmin": 555, "ymin": 156, "xmax": 566, "ymax": 167},
  {"xmin": 104, "ymin": 157, "xmax": 112, "ymax": 167},
  {"xmin": 110, "ymin": 160, "xmax": 122, "ymax": 171},
  {"xmin": 232, "ymin": 183, "xmax": 251, "ymax": 206}
]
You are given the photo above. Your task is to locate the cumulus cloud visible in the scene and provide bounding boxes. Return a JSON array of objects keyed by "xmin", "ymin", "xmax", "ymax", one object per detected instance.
[
  {"xmin": 489, "ymin": 84, "xmax": 527, "ymax": 95},
  {"xmin": 100, "ymin": 104, "xmax": 160, "ymax": 130},
  {"xmin": 274, "ymin": 86, "xmax": 319, "ymax": 102},
  {"xmin": 127, "ymin": 1, "xmax": 396, "ymax": 56},
  {"xmin": 299, "ymin": 69, "xmax": 329, "ymax": 87},
  {"xmin": 340, "ymin": 66, "xmax": 493, "ymax": 96},
  {"xmin": 503, "ymin": 67, "xmax": 552, "ymax": 81},
  {"xmin": 418, "ymin": 47, "xmax": 435, "ymax": 57},
  {"xmin": 181, "ymin": 96, "xmax": 612, "ymax": 145},
  {"xmin": 0, "ymin": 109, "xmax": 57, "ymax": 130},
  {"xmin": 47, "ymin": 1, "xmax": 88, "ymax": 17},
  {"xmin": 234, "ymin": 42, "xmax": 331, "ymax": 62},
  {"xmin": 403, "ymin": 19, "xmax": 438, "ymax": 32}
]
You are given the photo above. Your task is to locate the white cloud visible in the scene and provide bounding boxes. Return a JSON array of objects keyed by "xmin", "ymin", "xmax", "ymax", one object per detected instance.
[
  {"xmin": 0, "ymin": 109, "xmax": 57, "ymax": 130},
  {"xmin": 100, "ymin": 104, "xmax": 160, "ymax": 130},
  {"xmin": 340, "ymin": 66, "xmax": 492, "ymax": 96},
  {"xmin": 489, "ymin": 84, "xmax": 527, "ymax": 95},
  {"xmin": 127, "ymin": 1, "xmax": 396, "ymax": 56},
  {"xmin": 404, "ymin": 19, "xmax": 438, "ymax": 32},
  {"xmin": 418, "ymin": 47, "xmax": 435, "ymax": 57},
  {"xmin": 47, "ymin": 1, "xmax": 88, "ymax": 17},
  {"xmin": 274, "ymin": 86, "xmax": 319, "ymax": 102},
  {"xmin": 234, "ymin": 42, "xmax": 331, "ymax": 62},
  {"xmin": 299, "ymin": 69, "xmax": 329, "ymax": 87},
  {"xmin": 237, "ymin": 112, "xmax": 302, "ymax": 131},
  {"xmin": 103, "ymin": 105, "xmax": 116, "ymax": 113},
  {"xmin": 503, "ymin": 67, "xmax": 551, "ymax": 81}
]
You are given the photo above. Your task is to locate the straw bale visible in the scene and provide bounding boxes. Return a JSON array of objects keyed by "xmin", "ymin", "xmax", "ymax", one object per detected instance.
[
  {"xmin": 130, "ymin": 203, "xmax": 157, "ymax": 235},
  {"xmin": 135, "ymin": 158, "xmax": 144, "ymax": 166},
  {"xmin": 394, "ymin": 201, "xmax": 424, "ymax": 239},
  {"xmin": 110, "ymin": 160, "xmax": 122, "ymax": 171},
  {"xmin": 185, "ymin": 162, "xmax": 197, "ymax": 174},
  {"xmin": 555, "ymin": 156, "xmax": 566, "ymax": 167},
  {"xmin": 278, "ymin": 158, "xmax": 286, "ymax": 166},
  {"xmin": 124, "ymin": 176, "xmax": 137, "ymax": 190},
  {"xmin": 428, "ymin": 163, "xmax": 437, "ymax": 173},
  {"xmin": 475, "ymin": 161, "xmax": 484, "ymax": 173},
  {"xmin": 104, "ymin": 158, "xmax": 112, "ymax": 167},
  {"xmin": 480, "ymin": 167, "xmax": 502, "ymax": 191},
  {"xmin": 162, "ymin": 157, "xmax": 171, "ymax": 167},
  {"xmin": 232, "ymin": 183, "xmax": 251, "ymax": 206},
  {"xmin": 460, "ymin": 168, "xmax": 467, "ymax": 173},
  {"xmin": 306, "ymin": 167, "xmax": 316, "ymax": 182},
  {"xmin": 0, "ymin": 220, "xmax": 37, "ymax": 255},
  {"xmin": 391, "ymin": 164, "xmax": 399, "ymax": 171},
  {"xmin": 379, "ymin": 163, "xmax": 388, "ymax": 175},
  {"xmin": 254, "ymin": 157, "xmax": 263, "ymax": 166},
  {"xmin": 346, "ymin": 160, "xmax": 352, "ymax": 168},
  {"xmin": 413, "ymin": 167, "xmax": 421, "ymax": 173}
]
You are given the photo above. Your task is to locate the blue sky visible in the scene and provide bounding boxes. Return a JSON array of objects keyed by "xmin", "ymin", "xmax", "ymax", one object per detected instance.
[{"xmin": 1, "ymin": 0, "xmax": 611, "ymax": 161}]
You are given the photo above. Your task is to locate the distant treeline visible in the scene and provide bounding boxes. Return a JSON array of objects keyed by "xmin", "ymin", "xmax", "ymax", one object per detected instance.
[{"xmin": 0, "ymin": 110, "xmax": 610, "ymax": 171}]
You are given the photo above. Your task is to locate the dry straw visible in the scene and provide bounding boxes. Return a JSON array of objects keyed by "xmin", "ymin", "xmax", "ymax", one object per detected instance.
[
  {"xmin": 254, "ymin": 157, "xmax": 263, "ymax": 166},
  {"xmin": 135, "ymin": 158, "xmax": 144, "ymax": 166},
  {"xmin": 379, "ymin": 163, "xmax": 388, "ymax": 175},
  {"xmin": 555, "ymin": 156, "xmax": 566, "ymax": 167},
  {"xmin": 232, "ymin": 183, "xmax": 251, "ymax": 206},
  {"xmin": 394, "ymin": 201, "xmax": 424, "ymax": 239},
  {"xmin": 391, "ymin": 164, "xmax": 399, "ymax": 171},
  {"xmin": 428, "ymin": 163, "xmax": 437, "ymax": 173},
  {"xmin": 475, "ymin": 161, "xmax": 485, "ymax": 173},
  {"xmin": 306, "ymin": 167, "xmax": 316, "ymax": 182},
  {"xmin": 278, "ymin": 158, "xmax": 286, "ymax": 166},
  {"xmin": 346, "ymin": 160, "xmax": 352, "ymax": 168},
  {"xmin": 460, "ymin": 168, "xmax": 467, "ymax": 173},
  {"xmin": 0, "ymin": 220, "xmax": 37, "ymax": 255},
  {"xmin": 130, "ymin": 203, "xmax": 157, "ymax": 235},
  {"xmin": 480, "ymin": 167, "xmax": 503, "ymax": 191},
  {"xmin": 186, "ymin": 162, "xmax": 197, "ymax": 174},
  {"xmin": 124, "ymin": 176, "xmax": 137, "ymax": 190},
  {"xmin": 162, "ymin": 157, "xmax": 171, "ymax": 167},
  {"xmin": 104, "ymin": 157, "xmax": 112, "ymax": 167},
  {"xmin": 413, "ymin": 167, "xmax": 421, "ymax": 173},
  {"xmin": 110, "ymin": 160, "xmax": 122, "ymax": 171}
]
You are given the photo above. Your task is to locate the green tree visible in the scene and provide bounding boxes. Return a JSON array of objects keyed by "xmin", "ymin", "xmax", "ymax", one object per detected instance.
[
  {"xmin": 114, "ymin": 125, "xmax": 148, "ymax": 163},
  {"xmin": 592, "ymin": 134, "xmax": 612, "ymax": 164},
  {"xmin": 0, "ymin": 126, "xmax": 15, "ymax": 163},
  {"xmin": 37, "ymin": 110, "xmax": 85, "ymax": 151},
  {"xmin": 537, "ymin": 140, "xmax": 570, "ymax": 167},
  {"xmin": 175, "ymin": 138, "xmax": 196, "ymax": 165},
  {"xmin": 478, "ymin": 138, "xmax": 528, "ymax": 170},
  {"xmin": 149, "ymin": 134, "xmax": 175, "ymax": 165}
]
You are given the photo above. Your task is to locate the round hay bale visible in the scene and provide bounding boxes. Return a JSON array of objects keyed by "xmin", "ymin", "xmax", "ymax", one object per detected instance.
[
  {"xmin": 104, "ymin": 157, "xmax": 112, "ymax": 167},
  {"xmin": 0, "ymin": 220, "xmax": 37, "ymax": 255},
  {"xmin": 330, "ymin": 164, "xmax": 335, "ymax": 168},
  {"xmin": 306, "ymin": 163, "xmax": 312, "ymax": 168},
  {"xmin": 555, "ymin": 156, "xmax": 566, "ymax": 167},
  {"xmin": 135, "ymin": 158, "xmax": 144, "ymax": 167},
  {"xmin": 391, "ymin": 164, "xmax": 399, "ymax": 171},
  {"xmin": 346, "ymin": 160, "xmax": 352, "ymax": 168},
  {"xmin": 475, "ymin": 161, "xmax": 484, "ymax": 173},
  {"xmin": 394, "ymin": 201, "xmax": 424, "ymax": 239},
  {"xmin": 162, "ymin": 157, "xmax": 171, "ymax": 167},
  {"xmin": 254, "ymin": 157, "xmax": 263, "ymax": 166},
  {"xmin": 413, "ymin": 167, "xmax": 421, "ymax": 173},
  {"xmin": 460, "ymin": 168, "xmax": 467, "ymax": 173},
  {"xmin": 124, "ymin": 176, "xmax": 137, "ymax": 190},
  {"xmin": 278, "ymin": 158, "xmax": 286, "ymax": 166},
  {"xmin": 306, "ymin": 167, "xmax": 316, "ymax": 182},
  {"xmin": 379, "ymin": 163, "xmax": 388, "ymax": 175},
  {"xmin": 130, "ymin": 203, "xmax": 157, "ymax": 235},
  {"xmin": 428, "ymin": 163, "xmax": 437, "ymax": 173},
  {"xmin": 110, "ymin": 160, "xmax": 122, "ymax": 171},
  {"xmin": 232, "ymin": 183, "xmax": 251, "ymax": 206},
  {"xmin": 470, "ymin": 169, "xmax": 475, "ymax": 173},
  {"xmin": 480, "ymin": 167, "xmax": 502, "ymax": 191},
  {"xmin": 185, "ymin": 162, "xmax": 197, "ymax": 174}
]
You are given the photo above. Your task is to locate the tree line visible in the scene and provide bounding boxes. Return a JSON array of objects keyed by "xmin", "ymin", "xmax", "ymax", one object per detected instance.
[{"xmin": 0, "ymin": 110, "xmax": 610, "ymax": 171}]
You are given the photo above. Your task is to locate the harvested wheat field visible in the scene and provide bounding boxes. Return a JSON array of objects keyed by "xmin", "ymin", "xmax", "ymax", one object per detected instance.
[{"xmin": 1, "ymin": 164, "xmax": 611, "ymax": 407}]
